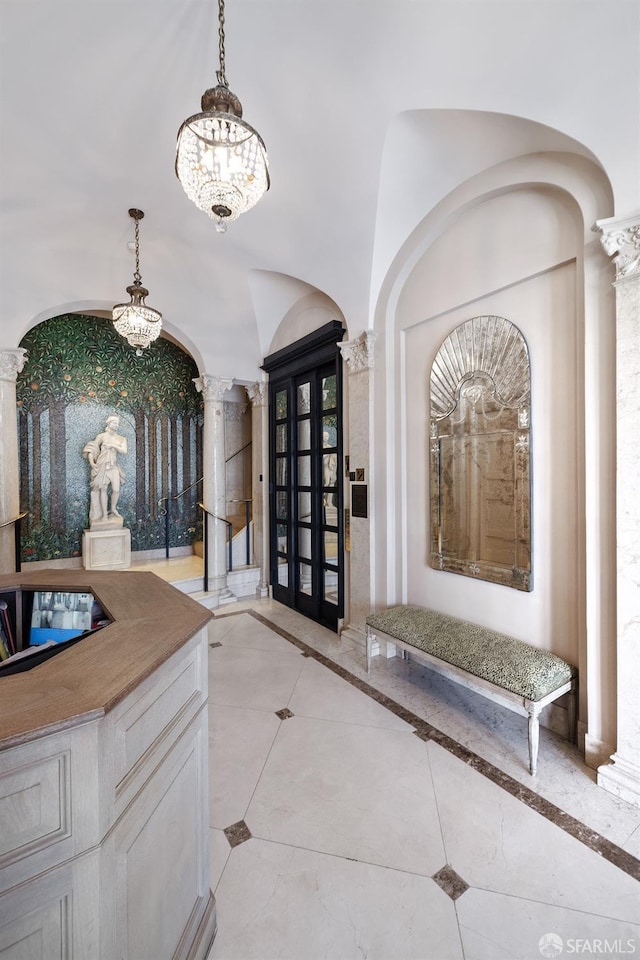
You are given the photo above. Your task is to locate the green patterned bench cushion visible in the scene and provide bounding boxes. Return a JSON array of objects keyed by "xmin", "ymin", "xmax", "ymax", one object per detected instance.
[{"xmin": 365, "ymin": 606, "xmax": 575, "ymax": 702}]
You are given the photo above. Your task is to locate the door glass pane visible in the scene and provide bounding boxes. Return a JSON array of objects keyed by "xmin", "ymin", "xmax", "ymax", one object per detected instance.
[
  {"xmin": 297, "ymin": 382, "xmax": 311, "ymax": 415},
  {"xmin": 323, "ymin": 498, "xmax": 338, "ymax": 523},
  {"xmin": 276, "ymin": 558, "xmax": 289, "ymax": 586},
  {"xmin": 322, "ymin": 415, "xmax": 337, "ymax": 447},
  {"xmin": 297, "ymin": 418, "xmax": 311, "ymax": 450},
  {"xmin": 324, "ymin": 529, "xmax": 338, "ymax": 562},
  {"xmin": 276, "ymin": 458, "xmax": 287, "ymax": 485},
  {"xmin": 322, "ymin": 375, "xmax": 336, "ymax": 410},
  {"xmin": 297, "ymin": 455, "xmax": 311, "ymax": 486},
  {"xmin": 322, "ymin": 453, "xmax": 338, "ymax": 489},
  {"xmin": 298, "ymin": 491, "xmax": 311, "ymax": 519},
  {"xmin": 275, "ymin": 389, "xmax": 288, "ymax": 420},
  {"xmin": 298, "ymin": 525, "xmax": 312, "ymax": 560},
  {"xmin": 299, "ymin": 562, "xmax": 313, "ymax": 595},
  {"xmin": 324, "ymin": 569, "xmax": 338, "ymax": 605},
  {"xmin": 276, "ymin": 423, "xmax": 287, "ymax": 453},
  {"xmin": 277, "ymin": 523, "xmax": 288, "ymax": 554},
  {"xmin": 276, "ymin": 491, "xmax": 288, "ymax": 519}
]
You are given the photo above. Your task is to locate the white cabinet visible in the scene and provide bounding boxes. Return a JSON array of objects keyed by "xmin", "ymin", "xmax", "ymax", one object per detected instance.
[{"xmin": 0, "ymin": 627, "xmax": 215, "ymax": 960}]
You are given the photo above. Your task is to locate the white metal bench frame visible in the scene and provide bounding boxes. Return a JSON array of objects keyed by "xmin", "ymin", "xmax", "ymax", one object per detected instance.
[{"xmin": 366, "ymin": 625, "xmax": 577, "ymax": 775}]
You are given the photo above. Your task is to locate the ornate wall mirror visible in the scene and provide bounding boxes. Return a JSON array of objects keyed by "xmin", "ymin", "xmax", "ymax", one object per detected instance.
[{"xmin": 429, "ymin": 315, "xmax": 532, "ymax": 591}]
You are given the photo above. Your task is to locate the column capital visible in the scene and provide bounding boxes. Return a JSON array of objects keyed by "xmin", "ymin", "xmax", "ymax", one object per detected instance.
[
  {"xmin": 594, "ymin": 211, "xmax": 640, "ymax": 283},
  {"xmin": 0, "ymin": 347, "xmax": 27, "ymax": 384},
  {"xmin": 339, "ymin": 330, "xmax": 376, "ymax": 374},
  {"xmin": 193, "ymin": 374, "xmax": 234, "ymax": 402},
  {"xmin": 246, "ymin": 381, "xmax": 267, "ymax": 407}
]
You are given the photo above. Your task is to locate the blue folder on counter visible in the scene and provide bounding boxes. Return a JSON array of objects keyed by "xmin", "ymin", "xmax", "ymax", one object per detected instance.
[{"xmin": 29, "ymin": 627, "xmax": 86, "ymax": 646}]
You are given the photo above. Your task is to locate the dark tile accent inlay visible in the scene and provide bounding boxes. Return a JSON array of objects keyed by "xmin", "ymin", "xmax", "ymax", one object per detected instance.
[
  {"xmin": 209, "ymin": 641, "xmax": 222, "ymax": 648},
  {"xmin": 216, "ymin": 608, "xmax": 640, "ymax": 883},
  {"xmin": 224, "ymin": 820, "xmax": 252, "ymax": 848},
  {"xmin": 276, "ymin": 708, "xmax": 294, "ymax": 720},
  {"xmin": 432, "ymin": 864, "xmax": 469, "ymax": 900}
]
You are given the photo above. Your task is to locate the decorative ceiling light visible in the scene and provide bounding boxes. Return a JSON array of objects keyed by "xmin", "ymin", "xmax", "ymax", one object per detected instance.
[
  {"xmin": 112, "ymin": 209, "xmax": 162, "ymax": 354},
  {"xmin": 175, "ymin": 0, "xmax": 269, "ymax": 233}
]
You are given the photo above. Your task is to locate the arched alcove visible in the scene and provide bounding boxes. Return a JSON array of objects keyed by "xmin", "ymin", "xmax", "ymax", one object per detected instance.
[
  {"xmin": 370, "ymin": 111, "xmax": 616, "ymax": 762},
  {"xmin": 16, "ymin": 313, "xmax": 204, "ymax": 563}
]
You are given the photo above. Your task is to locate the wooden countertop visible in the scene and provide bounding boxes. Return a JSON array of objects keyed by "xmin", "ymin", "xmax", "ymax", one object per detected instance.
[{"xmin": 0, "ymin": 570, "xmax": 213, "ymax": 750}]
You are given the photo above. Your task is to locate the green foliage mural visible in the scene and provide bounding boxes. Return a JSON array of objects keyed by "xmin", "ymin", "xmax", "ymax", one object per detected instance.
[{"xmin": 17, "ymin": 314, "xmax": 204, "ymax": 562}]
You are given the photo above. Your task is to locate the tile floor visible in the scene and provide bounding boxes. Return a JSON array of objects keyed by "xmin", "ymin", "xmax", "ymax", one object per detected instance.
[{"xmin": 202, "ymin": 600, "xmax": 640, "ymax": 960}]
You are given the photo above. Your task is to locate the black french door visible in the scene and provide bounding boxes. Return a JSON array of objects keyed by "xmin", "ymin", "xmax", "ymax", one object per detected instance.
[{"xmin": 264, "ymin": 323, "xmax": 343, "ymax": 631}]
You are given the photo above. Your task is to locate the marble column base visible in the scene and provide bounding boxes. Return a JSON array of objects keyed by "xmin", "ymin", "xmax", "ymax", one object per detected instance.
[
  {"xmin": 83, "ymin": 528, "xmax": 131, "ymax": 571},
  {"xmin": 218, "ymin": 592, "xmax": 238, "ymax": 606},
  {"xmin": 207, "ymin": 574, "xmax": 237, "ymax": 606},
  {"xmin": 339, "ymin": 624, "xmax": 367, "ymax": 649},
  {"xmin": 584, "ymin": 732, "xmax": 615, "ymax": 770},
  {"xmin": 597, "ymin": 752, "xmax": 640, "ymax": 808}
]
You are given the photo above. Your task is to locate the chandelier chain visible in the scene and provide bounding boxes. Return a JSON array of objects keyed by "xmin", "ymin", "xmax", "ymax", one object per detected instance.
[
  {"xmin": 216, "ymin": 0, "xmax": 227, "ymax": 86},
  {"xmin": 133, "ymin": 217, "xmax": 141, "ymax": 285}
]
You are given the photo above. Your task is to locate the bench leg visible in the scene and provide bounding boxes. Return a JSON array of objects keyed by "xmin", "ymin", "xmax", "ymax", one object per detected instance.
[
  {"xmin": 366, "ymin": 630, "xmax": 372, "ymax": 674},
  {"xmin": 528, "ymin": 711, "xmax": 539, "ymax": 776},
  {"xmin": 567, "ymin": 682, "xmax": 577, "ymax": 744}
]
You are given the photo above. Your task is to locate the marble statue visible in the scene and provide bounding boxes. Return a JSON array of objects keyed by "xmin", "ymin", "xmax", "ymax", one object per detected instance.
[{"xmin": 83, "ymin": 415, "xmax": 127, "ymax": 525}]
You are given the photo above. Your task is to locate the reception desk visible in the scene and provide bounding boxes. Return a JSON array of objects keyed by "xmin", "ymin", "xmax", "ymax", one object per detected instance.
[{"xmin": 0, "ymin": 570, "xmax": 216, "ymax": 960}]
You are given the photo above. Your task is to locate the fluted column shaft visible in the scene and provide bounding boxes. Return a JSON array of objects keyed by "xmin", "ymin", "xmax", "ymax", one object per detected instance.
[
  {"xmin": 594, "ymin": 212, "xmax": 640, "ymax": 807},
  {"xmin": 0, "ymin": 349, "xmax": 27, "ymax": 574},
  {"xmin": 194, "ymin": 374, "xmax": 234, "ymax": 602},
  {"xmin": 338, "ymin": 331, "xmax": 376, "ymax": 646},
  {"xmin": 247, "ymin": 381, "xmax": 269, "ymax": 597}
]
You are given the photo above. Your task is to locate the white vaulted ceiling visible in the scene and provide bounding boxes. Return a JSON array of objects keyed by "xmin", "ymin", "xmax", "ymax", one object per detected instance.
[{"xmin": 0, "ymin": 1, "xmax": 637, "ymax": 380}]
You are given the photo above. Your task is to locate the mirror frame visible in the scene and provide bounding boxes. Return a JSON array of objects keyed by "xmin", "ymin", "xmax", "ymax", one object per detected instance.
[{"xmin": 429, "ymin": 315, "xmax": 532, "ymax": 591}]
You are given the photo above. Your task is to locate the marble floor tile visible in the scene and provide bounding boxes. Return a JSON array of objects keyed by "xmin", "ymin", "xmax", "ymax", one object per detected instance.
[
  {"xmin": 457, "ymin": 887, "xmax": 640, "ymax": 960},
  {"xmin": 209, "ymin": 827, "xmax": 231, "ymax": 894},
  {"xmin": 209, "ymin": 838, "xmax": 464, "ymax": 960},
  {"xmin": 243, "ymin": 604, "xmax": 640, "ymax": 854},
  {"xmin": 209, "ymin": 703, "xmax": 281, "ymax": 828},
  {"xmin": 427, "ymin": 741, "xmax": 640, "ymax": 922},
  {"xmin": 626, "ymin": 825, "xmax": 640, "ymax": 860},
  {"xmin": 245, "ymin": 715, "xmax": 446, "ymax": 876},
  {"xmin": 212, "ymin": 611, "xmax": 302, "ymax": 654},
  {"xmin": 288, "ymin": 657, "xmax": 415, "ymax": 731},
  {"xmin": 208, "ymin": 645, "xmax": 304, "ymax": 712},
  {"xmin": 208, "ymin": 616, "xmax": 240, "ymax": 644},
  {"xmin": 194, "ymin": 599, "xmax": 640, "ymax": 960}
]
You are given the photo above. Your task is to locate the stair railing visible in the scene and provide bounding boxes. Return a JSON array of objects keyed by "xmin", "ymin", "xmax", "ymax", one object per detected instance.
[
  {"xmin": 158, "ymin": 478, "xmax": 203, "ymax": 560},
  {"xmin": 0, "ymin": 511, "xmax": 29, "ymax": 572},
  {"xmin": 226, "ymin": 498, "xmax": 252, "ymax": 566},
  {"xmin": 198, "ymin": 503, "xmax": 233, "ymax": 593}
]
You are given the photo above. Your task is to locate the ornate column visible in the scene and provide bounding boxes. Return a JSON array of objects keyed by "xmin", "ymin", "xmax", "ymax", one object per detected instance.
[
  {"xmin": 338, "ymin": 331, "xmax": 376, "ymax": 646},
  {"xmin": 0, "ymin": 349, "xmax": 27, "ymax": 574},
  {"xmin": 594, "ymin": 212, "xmax": 640, "ymax": 806},
  {"xmin": 246, "ymin": 381, "xmax": 269, "ymax": 597},
  {"xmin": 194, "ymin": 374, "xmax": 235, "ymax": 604}
]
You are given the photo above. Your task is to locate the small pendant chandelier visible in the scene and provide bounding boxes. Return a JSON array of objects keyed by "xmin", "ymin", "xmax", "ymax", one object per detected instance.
[
  {"xmin": 175, "ymin": 0, "xmax": 270, "ymax": 233},
  {"xmin": 112, "ymin": 209, "xmax": 163, "ymax": 352}
]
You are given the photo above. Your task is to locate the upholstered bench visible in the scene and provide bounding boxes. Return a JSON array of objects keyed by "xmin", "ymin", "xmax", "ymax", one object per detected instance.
[{"xmin": 365, "ymin": 605, "xmax": 577, "ymax": 775}]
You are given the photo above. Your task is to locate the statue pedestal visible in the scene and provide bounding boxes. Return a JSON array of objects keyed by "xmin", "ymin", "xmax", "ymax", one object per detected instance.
[{"xmin": 83, "ymin": 527, "xmax": 131, "ymax": 571}]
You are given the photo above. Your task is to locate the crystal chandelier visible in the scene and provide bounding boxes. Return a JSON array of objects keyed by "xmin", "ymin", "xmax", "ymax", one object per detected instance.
[
  {"xmin": 175, "ymin": 0, "xmax": 269, "ymax": 232},
  {"xmin": 112, "ymin": 209, "xmax": 163, "ymax": 352}
]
